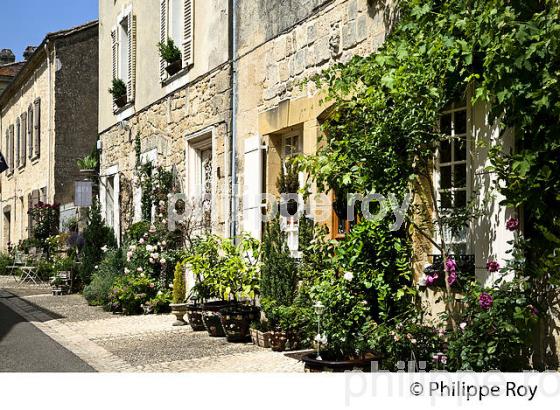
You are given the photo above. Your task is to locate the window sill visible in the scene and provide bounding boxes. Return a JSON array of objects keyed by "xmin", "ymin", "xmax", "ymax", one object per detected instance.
[
  {"xmin": 161, "ymin": 67, "xmax": 189, "ymax": 87},
  {"xmin": 17, "ymin": 165, "xmax": 26, "ymax": 173},
  {"xmin": 113, "ymin": 101, "xmax": 134, "ymax": 115},
  {"xmin": 31, "ymin": 156, "xmax": 40, "ymax": 164}
]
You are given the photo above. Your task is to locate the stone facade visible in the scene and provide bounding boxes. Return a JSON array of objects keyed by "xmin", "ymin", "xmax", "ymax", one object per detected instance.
[{"xmin": 0, "ymin": 22, "xmax": 99, "ymax": 250}]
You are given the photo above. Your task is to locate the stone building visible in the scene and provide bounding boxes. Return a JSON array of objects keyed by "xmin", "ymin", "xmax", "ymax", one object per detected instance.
[
  {"xmin": 0, "ymin": 49, "xmax": 24, "ymax": 95},
  {"xmin": 98, "ymin": 0, "xmax": 232, "ymax": 243},
  {"xmin": 0, "ymin": 21, "xmax": 99, "ymax": 250}
]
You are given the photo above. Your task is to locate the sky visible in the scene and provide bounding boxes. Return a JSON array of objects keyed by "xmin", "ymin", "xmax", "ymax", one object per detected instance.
[{"xmin": 0, "ymin": 0, "xmax": 98, "ymax": 61}]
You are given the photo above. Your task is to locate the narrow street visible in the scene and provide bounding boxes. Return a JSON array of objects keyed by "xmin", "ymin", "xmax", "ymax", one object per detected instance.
[{"xmin": 0, "ymin": 299, "xmax": 94, "ymax": 372}]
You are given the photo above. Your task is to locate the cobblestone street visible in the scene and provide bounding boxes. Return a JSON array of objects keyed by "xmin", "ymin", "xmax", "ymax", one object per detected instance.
[{"xmin": 0, "ymin": 277, "xmax": 304, "ymax": 372}]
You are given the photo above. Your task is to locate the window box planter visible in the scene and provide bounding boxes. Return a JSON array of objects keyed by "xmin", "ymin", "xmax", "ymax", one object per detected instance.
[
  {"xmin": 250, "ymin": 327, "xmax": 259, "ymax": 345},
  {"xmin": 257, "ymin": 330, "xmax": 272, "ymax": 348},
  {"xmin": 186, "ymin": 303, "xmax": 206, "ymax": 331},
  {"xmin": 165, "ymin": 59, "xmax": 182, "ymax": 76},
  {"xmin": 219, "ymin": 304, "xmax": 260, "ymax": 343},
  {"xmin": 114, "ymin": 94, "xmax": 128, "ymax": 109}
]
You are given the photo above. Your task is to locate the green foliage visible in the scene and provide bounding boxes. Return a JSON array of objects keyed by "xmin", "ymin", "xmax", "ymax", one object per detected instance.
[
  {"xmin": 109, "ymin": 274, "xmax": 159, "ymax": 315},
  {"xmin": 157, "ymin": 38, "xmax": 182, "ymax": 64},
  {"xmin": 447, "ymin": 278, "xmax": 538, "ymax": 371},
  {"xmin": 172, "ymin": 262, "xmax": 186, "ymax": 304},
  {"xmin": 146, "ymin": 290, "xmax": 172, "ymax": 314},
  {"xmin": 80, "ymin": 200, "xmax": 117, "ymax": 285},
  {"xmin": 260, "ymin": 217, "xmax": 298, "ymax": 306},
  {"xmin": 76, "ymin": 151, "xmax": 98, "ymax": 170},
  {"xmin": 185, "ymin": 234, "xmax": 260, "ymax": 302},
  {"xmin": 276, "ymin": 160, "xmax": 300, "ymax": 194},
  {"xmin": 108, "ymin": 78, "xmax": 126, "ymax": 99},
  {"xmin": 28, "ymin": 203, "xmax": 60, "ymax": 248},
  {"xmin": 0, "ymin": 253, "xmax": 12, "ymax": 276},
  {"xmin": 125, "ymin": 221, "xmax": 151, "ymax": 243},
  {"xmin": 84, "ymin": 249, "xmax": 124, "ymax": 307}
]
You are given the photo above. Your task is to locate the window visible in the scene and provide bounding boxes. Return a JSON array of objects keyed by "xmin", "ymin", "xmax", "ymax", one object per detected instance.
[
  {"xmin": 160, "ymin": 0, "xmax": 193, "ymax": 80},
  {"xmin": 33, "ymin": 99, "xmax": 41, "ymax": 159},
  {"xmin": 436, "ymin": 101, "xmax": 470, "ymax": 253},
  {"xmin": 111, "ymin": 8, "xmax": 136, "ymax": 105},
  {"xmin": 106, "ymin": 175, "xmax": 115, "ymax": 228},
  {"xmin": 280, "ymin": 131, "xmax": 302, "ymax": 257},
  {"xmin": 186, "ymin": 135, "xmax": 212, "ymax": 231}
]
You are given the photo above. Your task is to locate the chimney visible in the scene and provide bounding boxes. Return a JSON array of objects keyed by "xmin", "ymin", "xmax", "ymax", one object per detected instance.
[
  {"xmin": 0, "ymin": 49, "xmax": 16, "ymax": 65},
  {"xmin": 23, "ymin": 46, "xmax": 37, "ymax": 61}
]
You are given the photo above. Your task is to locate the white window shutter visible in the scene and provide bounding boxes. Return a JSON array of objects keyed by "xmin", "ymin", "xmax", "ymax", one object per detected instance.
[
  {"xmin": 127, "ymin": 12, "xmax": 136, "ymax": 102},
  {"xmin": 242, "ymin": 136, "xmax": 263, "ymax": 240},
  {"xmin": 34, "ymin": 99, "xmax": 40, "ymax": 158},
  {"xmin": 183, "ymin": 0, "xmax": 194, "ymax": 68},
  {"xmin": 160, "ymin": 0, "xmax": 168, "ymax": 80},
  {"xmin": 15, "ymin": 119, "xmax": 20, "ymax": 168},
  {"xmin": 20, "ymin": 113, "xmax": 26, "ymax": 167},
  {"xmin": 111, "ymin": 28, "xmax": 118, "ymax": 80},
  {"xmin": 27, "ymin": 105, "xmax": 33, "ymax": 159}
]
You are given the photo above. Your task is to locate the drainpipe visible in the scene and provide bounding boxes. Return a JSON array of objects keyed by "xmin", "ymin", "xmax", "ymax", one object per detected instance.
[
  {"xmin": 229, "ymin": 0, "xmax": 239, "ymax": 239},
  {"xmin": 44, "ymin": 41, "xmax": 53, "ymax": 202}
]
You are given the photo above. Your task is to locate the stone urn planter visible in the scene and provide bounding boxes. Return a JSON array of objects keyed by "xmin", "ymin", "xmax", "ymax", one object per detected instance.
[
  {"xmin": 165, "ymin": 59, "xmax": 182, "ymax": 76},
  {"xmin": 186, "ymin": 303, "xmax": 206, "ymax": 331},
  {"xmin": 169, "ymin": 303, "xmax": 188, "ymax": 326},
  {"xmin": 219, "ymin": 304, "xmax": 260, "ymax": 343},
  {"xmin": 202, "ymin": 301, "xmax": 230, "ymax": 337},
  {"xmin": 301, "ymin": 353, "xmax": 377, "ymax": 373}
]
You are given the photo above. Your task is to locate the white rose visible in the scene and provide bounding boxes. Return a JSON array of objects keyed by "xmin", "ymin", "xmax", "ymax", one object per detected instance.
[
  {"xmin": 160, "ymin": 258, "xmax": 167, "ymax": 265},
  {"xmin": 124, "ymin": 268, "xmax": 130, "ymax": 274},
  {"xmin": 139, "ymin": 238, "xmax": 145, "ymax": 244},
  {"xmin": 137, "ymin": 267, "xmax": 143, "ymax": 272},
  {"xmin": 343, "ymin": 271, "xmax": 354, "ymax": 281}
]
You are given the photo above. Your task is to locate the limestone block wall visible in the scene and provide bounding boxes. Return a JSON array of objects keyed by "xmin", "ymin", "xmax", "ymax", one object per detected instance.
[{"xmin": 98, "ymin": 65, "xmax": 232, "ymax": 237}]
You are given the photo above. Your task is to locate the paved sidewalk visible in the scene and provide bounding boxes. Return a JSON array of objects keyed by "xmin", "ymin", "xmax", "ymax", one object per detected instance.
[{"xmin": 0, "ymin": 276, "xmax": 303, "ymax": 372}]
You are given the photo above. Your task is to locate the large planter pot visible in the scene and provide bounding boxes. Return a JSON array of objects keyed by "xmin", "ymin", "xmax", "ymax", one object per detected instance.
[
  {"xmin": 302, "ymin": 353, "xmax": 376, "ymax": 373},
  {"xmin": 114, "ymin": 94, "xmax": 127, "ymax": 108},
  {"xmin": 257, "ymin": 330, "xmax": 272, "ymax": 348},
  {"xmin": 186, "ymin": 304, "xmax": 206, "ymax": 332},
  {"xmin": 169, "ymin": 303, "xmax": 188, "ymax": 326},
  {"xmin": 202, "ymin": 301, "xmax": 230, "ymax": 337},
  {"xmin": 165, "ymin": 59, "xmax": 182, "ymax": 76},
  {"xmin": 219, "ymin": 305, "xmax": 260, "ymax": 343},
  {"xmin": 270, "ymin": 330, "xmax": 288, "ymax": 352}
]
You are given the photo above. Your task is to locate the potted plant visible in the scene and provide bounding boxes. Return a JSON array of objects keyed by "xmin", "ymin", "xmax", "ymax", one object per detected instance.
[
  {"xmin": 185, "ymin": 293, "xmax": 206, "ymax": 332},
  {"xmin": 109, "ymin": 78, "xmax": 127, "ymax": 108},
  {"xmin": 169, "ymin": 262, "xmax": 188, "ymax": 326},
  {"xmin": 77, "ymin": 151, "xmax": 98, "ymax": 175},
  {"xmin": 277, "ymin": 160, "xmax": 300, "ymax": 216},
  {"xmin": 158, "ymin": 38, "xmax": 182, "ymax": 76}
]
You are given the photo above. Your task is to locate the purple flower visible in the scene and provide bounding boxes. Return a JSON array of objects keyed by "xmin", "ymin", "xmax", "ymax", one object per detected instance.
[
  {"xmin": 528, "ymin": 305, "xmax": 539, "ymax": 316},
  {"xmin": 506, "ymin": 217, "xmax": 520, "ymax": 232},
  {"xmin": 479, "ymin": 292, "xmax": 493, "ymax": 310},
  {"xmin": 445, "ymin": 257, "xmax": 457, "ymax": 274},
  {"xmin": 426, "ymin": 273, "xmax": 439, "ymax": 287},
  {"xmin": 448, "ymin": 271, "xmax": 457, "ymax": 286},
  {"xmin": 486, "ymin": 260, "xmax": 500, "ymax": 273}
]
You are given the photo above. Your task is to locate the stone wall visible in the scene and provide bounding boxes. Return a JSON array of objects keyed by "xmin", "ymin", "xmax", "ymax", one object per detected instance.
[
  {"xmin": 98, "ymin": 65, "xmax": 232, "ymax": 237},
  {"xmin": 54, "ymin": 25, "xmax": 99, "ymax": 206}
]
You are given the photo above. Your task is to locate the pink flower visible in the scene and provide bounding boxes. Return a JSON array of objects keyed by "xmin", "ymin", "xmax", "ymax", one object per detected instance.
[
  {"xmin": 486, "ymin": 260, "xmax": 500, "ymax": 273},
  {"xmin": 479, "ymin": 292, "xmax": 493, "ymax": 310},
  {"xmin": 506, "ymin": 217, "xmax": 520, "ymax": 232},
  {"xmin": 528, "ymin": 305, "xmax": 539, "ymax": 316},
  {"xmin": 447, "ymin": 271, "xmax": 457, "ymax": 286},
  {"xmin": 445, "ymin": 257, "xmax": 457, "ymax": 274},
  {"xmin": 426, "ymin": 273, "xmax": 439, "ymax": 286},
  {"xmin": 460, "ymin": 322, "xmax": 467, "ymax": 331}
]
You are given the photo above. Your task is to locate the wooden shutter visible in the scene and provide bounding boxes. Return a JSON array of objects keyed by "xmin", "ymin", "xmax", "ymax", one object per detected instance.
[
  {"xmin": 20, "ymin": 113, "xmax": 26, "ymax": 167},
  {"xmin": 127, "ymin": 12, "xmax": 136, "ymax": 102},
  {"xmin": 15, "ymin": 119, "xmax": 21, "ymax": 168},
  {"xmin": 111, "ymin": 27, "xmax": 118, "ymax": 80},
  {"xmin": 4, "ymin": 130, "xmax": 8, "ymax": 172},
  {"xmin": 183, "ymin": 0, "xmax": 194, "ymax": 67},
  {"xmin": 27, "ymin": 105, "xmax": 33, "ymax": 159},
  {"xmin": 160, "ymin": 0, "xmax": 168, "ymax": 80},
  {"xmin": 34, "ymin": 99, "xmax": 40, "ymax": 158},
  {"xmin": 242, "ymin": 136, "xmax": 263, "ymax": 240},
  {"xmin": 9, "ymin": 125, "xmax": 14, "ymax": 171}
]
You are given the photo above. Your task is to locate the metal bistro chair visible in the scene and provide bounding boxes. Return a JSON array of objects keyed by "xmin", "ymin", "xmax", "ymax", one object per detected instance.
[{"xmin": 7, "ymin": 250, "xmax": 25, "ymax": 283}]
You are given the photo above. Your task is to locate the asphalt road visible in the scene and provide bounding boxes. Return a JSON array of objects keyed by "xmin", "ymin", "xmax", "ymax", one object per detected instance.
[{"xmin": 0, "ymin": 300, "xmax": 95, "ymax": 372}]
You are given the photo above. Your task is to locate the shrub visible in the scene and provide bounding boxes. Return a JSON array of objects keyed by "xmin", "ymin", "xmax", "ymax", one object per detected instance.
[
  {"xmin": 77, "ymin": 151, "xmax": 98, "ymax": 170},
  {"xmin": 157, "ymin": 38, "xmax": 181, "ymax": 63},
  {"xmin": 109, "ymin": 274, "xmax": 159, "ymax": 315},
  {"xmin": 147, "ymin": 290, "xmax": 172, "ymax": 314},
  {"xmin": 446, "ymin": 278, "xmax": 538, "ymax": 371},
  {"xmin": 172, "ymin": 262, "xmax": 186, "ymax": 304},
  {"xmin": 108, "ymin": 78, "xmax": 126, "ymax": 99},
  {"xmin": 84, "ymin": 249, "xmax": 124, "ymax": 307},
  {"xmin": 79, "ymin": 200, "xmax": 117, "ymax": 285},
  {"xmin": 0, "ymin": 253, "xmax": 12, "ymax": 276}
]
